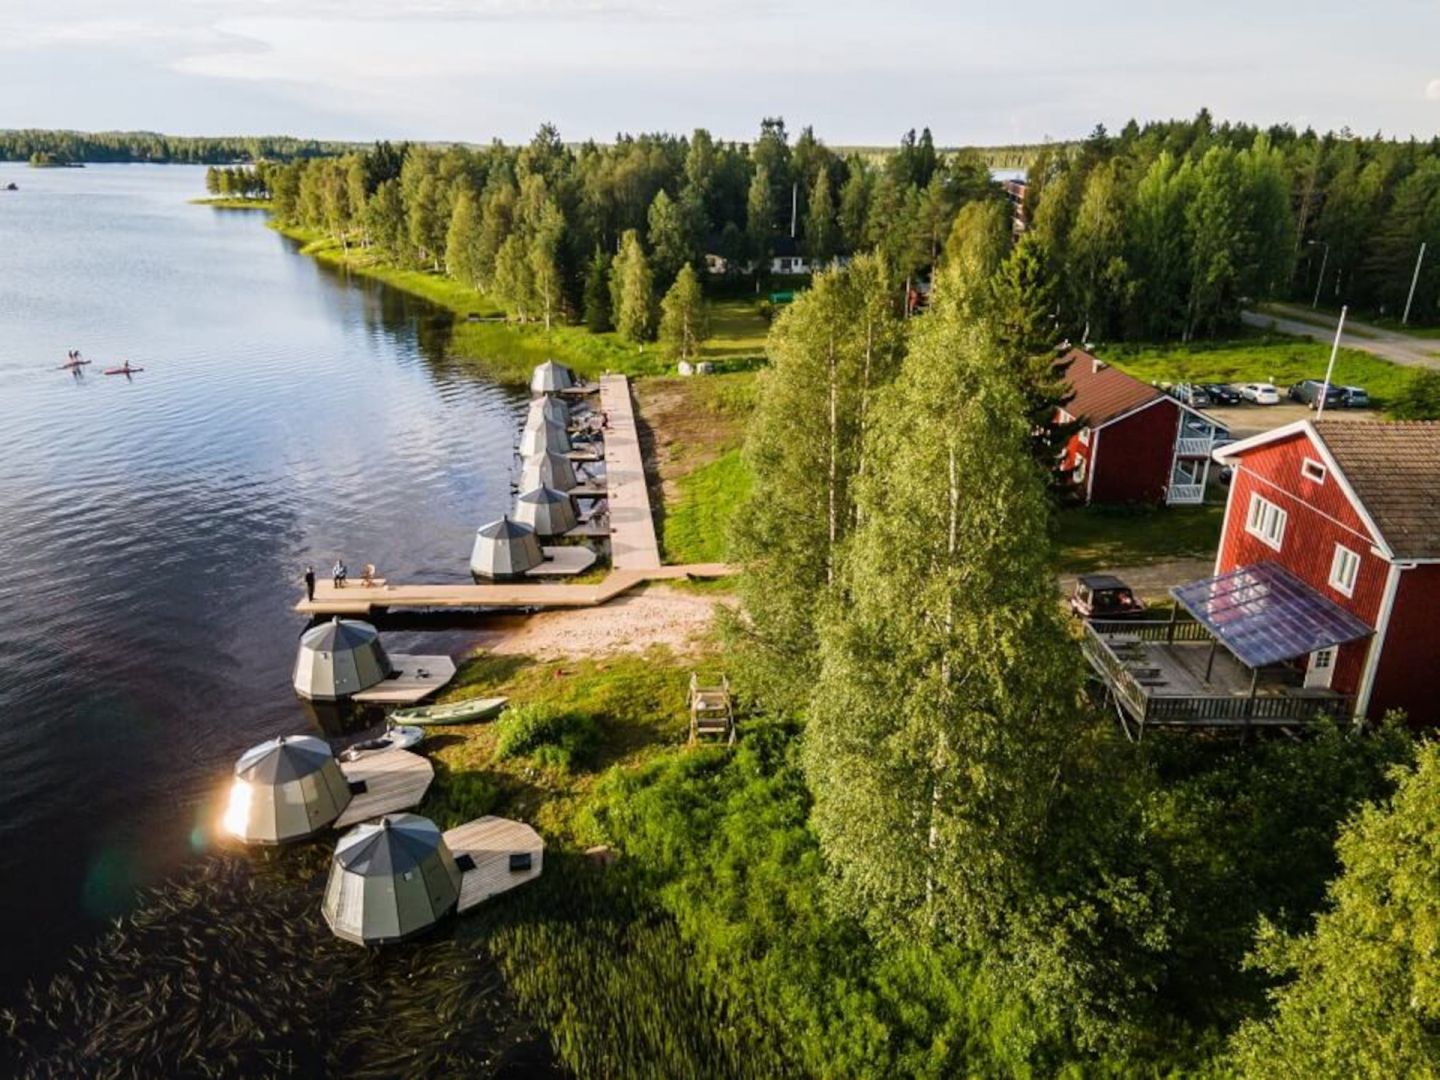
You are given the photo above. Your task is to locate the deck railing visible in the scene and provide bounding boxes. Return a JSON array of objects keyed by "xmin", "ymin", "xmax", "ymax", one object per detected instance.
[
  {"xmin": 1081, "ymin": 620, "xmax": 1353, "ymax": 729},
  {"xmin": 1176, "ymin": 436, "xmax": 1218, "ymax": 457},
  {"xmin": 1166, "ymin": 483, "xmax": 1206, "ymax": 505}
]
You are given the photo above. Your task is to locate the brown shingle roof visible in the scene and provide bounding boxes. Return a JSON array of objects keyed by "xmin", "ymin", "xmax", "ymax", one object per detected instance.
[
  {"xmin": 1316, "ymin": 421, "xmax": 1440, "ymax": 560},
  {"xmin": 1056, "ymin": 348, "xmax": 1165, "ymax": 427}
]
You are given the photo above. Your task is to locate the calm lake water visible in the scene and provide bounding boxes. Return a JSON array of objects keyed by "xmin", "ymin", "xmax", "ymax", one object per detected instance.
[{"xmin": 0, "ymin": 163, "xmax": 524, "ymax": 999}]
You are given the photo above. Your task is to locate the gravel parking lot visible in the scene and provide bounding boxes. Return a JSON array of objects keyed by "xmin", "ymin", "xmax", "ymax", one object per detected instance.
[{"xmin": 1199, "ymin": 402, "xmax": 1378, "ymax": 438}]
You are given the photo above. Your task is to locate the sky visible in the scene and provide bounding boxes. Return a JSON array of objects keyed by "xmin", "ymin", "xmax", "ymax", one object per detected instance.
[{"xmin": 1, "ymin": 0, "xmax": 1438, "ymax": 146}]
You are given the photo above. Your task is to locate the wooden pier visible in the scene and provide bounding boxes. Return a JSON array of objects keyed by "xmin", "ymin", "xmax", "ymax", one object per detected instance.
[
  {"xmin": 351, "ymin": 654, "xmax": 457, "ymax": 705},
  {"xmin": 599, "ymin": 374, "xmax": 662, "ymax": 570},
  {"xmin": 444, "ymin": 816, "xmax": 545, "ymax": 912},
  {"xmin": 335, "ymin": 748, "xmax": 434, "ymax": 828}
]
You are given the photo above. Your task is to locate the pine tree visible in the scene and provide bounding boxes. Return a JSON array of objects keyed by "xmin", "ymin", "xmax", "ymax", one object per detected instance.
[
  {"xmin": 838, "ymin": 163, "xmax": 870, "ymax": 253},
  {"xmin": 647, "ymin": 188, "xmax": 694, "ymax": 291},
  {"xmin": 746, "ymin": 165, "xmax": 776, "ymax": 267},
  {"xmin": 583, "ymin": 246, "xmax": 613, "ymax": 332},
  {"xmin": 658, "ymin": 263, "xmax": 706, "ymax": 363},
  {"xmin": 803, "ymin": 168, "xmax": 839, "ymax": 265}
]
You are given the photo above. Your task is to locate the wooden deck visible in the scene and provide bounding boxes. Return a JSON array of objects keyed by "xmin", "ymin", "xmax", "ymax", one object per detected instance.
[
  {"xmin": 600, "ymin": 374, "xmax": 662, "ymax": 570},
  {"xmin": 350, "ymin": 654, "xmax": 457, "ymax": 704},
  {"xmin": 525, "ymin": 545, "xmax": 598, "ymax": 577},
  {"xmin": 296, "ymin": 563, "xmax": 732, "ymax": 616},
  {"xmin": 335, "ymin": 748, "xmax": 434, "ymax": 828},
  {"xmin": 443, "ymin": 816, "xmax": 545, "ymax": 913}
]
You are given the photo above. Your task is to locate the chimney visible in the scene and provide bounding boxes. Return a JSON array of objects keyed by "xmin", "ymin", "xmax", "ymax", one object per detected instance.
[{"xmin": 1093, "ymin": 356, "xmax": 1105, "ymax": 374}]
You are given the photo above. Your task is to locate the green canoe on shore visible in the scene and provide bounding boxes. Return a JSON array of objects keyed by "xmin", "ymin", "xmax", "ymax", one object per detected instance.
[{"xmin": 389, "ymin": 696, "xmax": 508, "ymax": 726}]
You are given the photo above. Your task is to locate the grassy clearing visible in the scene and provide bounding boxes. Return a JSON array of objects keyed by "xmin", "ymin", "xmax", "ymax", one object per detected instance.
[
  {"xmin": 661, "ymin": 449, "xmax": 751, "ymax": 563},
  {"xmin": 1055, "ymin": 503, "xmax": 1224, "ymax": 574},
  {"xmin": 268, "ymin": 222, "xmax": 767, "ymax": 386},
  {"xmin": 1105, "ymin": 334, "xmax": 1415, "ymax": 404},
  {"xmin": 420, "ymin": 646, "xmax": 727, "ymax": 844}
]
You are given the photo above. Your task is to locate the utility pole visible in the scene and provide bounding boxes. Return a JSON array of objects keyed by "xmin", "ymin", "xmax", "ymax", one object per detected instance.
[
  {"xmin": 1316, "ymin": 304, "xmax": 1347, "ymax": 420},
  {"xmin": 1403, "ymin": 242, "xmax": 1427, "ymax": 326},
  {"xmin": 1309, "ymin": 239, "xmax": 1330, "ymax": 309}
]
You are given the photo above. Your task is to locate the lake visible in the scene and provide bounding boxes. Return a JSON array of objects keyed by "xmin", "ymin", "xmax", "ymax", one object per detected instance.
[{"xmin": 0, "ymin": 163, "xmax": 524, "ymax": 1000}]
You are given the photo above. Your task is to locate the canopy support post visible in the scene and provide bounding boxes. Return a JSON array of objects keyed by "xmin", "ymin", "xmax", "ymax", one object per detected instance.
[{"xmin": 1204, "ymin": 636, "xmax": 1219, "ymax": 682}]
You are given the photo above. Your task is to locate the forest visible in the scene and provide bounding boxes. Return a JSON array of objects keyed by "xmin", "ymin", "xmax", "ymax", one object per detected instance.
[
  {"xmin": 230, "ymin": 111, "xmax": 1440, "ymax": 342},
  {"xmin": 0, "ymin": 128, "xmax": 356, "ymax": 165}
]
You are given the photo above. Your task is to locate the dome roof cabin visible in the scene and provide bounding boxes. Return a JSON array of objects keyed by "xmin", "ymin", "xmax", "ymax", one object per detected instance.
[
  {"xmin": 527, "ymin": 395, "xmax": 570, "ymax": 428},
  {"xmin": 519, "ymin": 415, "xmax": 571, "ymax": 457},
  {"xmin": 223, "ymin": 734, "xmax": 352, "ymax": 844},
  {"xmin": 293, "ymin": 617, "xmax": 393, "ymax": 701},
  {"xmin": 519, "ymin": 450, "xmax": 578, "ymax": 493},
  {"xmin": 321, "ymin": 814, "xmax": 462, "ymax": 946},
  {"xmin": 514, "ymin": 485, "xmax": 578, "ymax": 538},
  {"xmin": 530, "ymin": 360, "xmax": 575, "ymax": 396},
  {"xmin": 470, "ymin": 514, "xmax": 544, "ymax": 579}
]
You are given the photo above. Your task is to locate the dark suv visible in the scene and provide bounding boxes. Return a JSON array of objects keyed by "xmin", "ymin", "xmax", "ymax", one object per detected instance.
[{"xmin": 1289, "ymin": 379, "xmax": 1344, "ymax": 409}]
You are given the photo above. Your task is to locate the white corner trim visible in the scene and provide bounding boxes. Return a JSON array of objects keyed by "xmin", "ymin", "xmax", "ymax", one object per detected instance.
[
  {"xmin": 1355, "ymin": 561, "xmax": 1409, "ymax": 721},
  {"xmin": 1216, "ymin": 469, "xmax": 1240, "ymax": 577},
  {"xmin": 1085, "ymin": 426, "xmax": 1100, "ymax": 503}
]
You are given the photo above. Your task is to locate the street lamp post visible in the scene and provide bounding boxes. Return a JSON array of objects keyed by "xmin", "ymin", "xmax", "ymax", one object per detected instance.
[
  {"xmin": 1403, "ymin": 242, "xmax": 1427, "ymax": 326},
  {"xmin": 1308, "ymin": 239, "xmax": 1330, "ymax": 310}
]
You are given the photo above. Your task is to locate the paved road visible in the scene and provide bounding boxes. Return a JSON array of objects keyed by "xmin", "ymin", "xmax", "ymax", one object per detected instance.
[{"xmin": 1243, "ymin": 302, "xmax": 1440, "ymax": 370}]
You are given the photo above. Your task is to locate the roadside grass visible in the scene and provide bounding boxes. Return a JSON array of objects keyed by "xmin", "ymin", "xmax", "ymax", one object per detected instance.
[
  {"xmin": 1055, "ymin": 503, "xmax": 1224, "ymax": 574},
  {"xmin": 661, "ymin": 449, "xmax": 751, "ymax": 564},
  {"xmin": 1300, "ymin": 300, "xmax": 1440, "ymax": 339},
  {"xmin": 1105, "ymin": 334, "xmax": 1415, "ymax": 404},
  {"xmin": 1251, "ymin": 303, "xmax": 1379, "ymax": 339},
  {"xmin": 420, "ymin": 646, "xmax": 722, "ymax": 844}
]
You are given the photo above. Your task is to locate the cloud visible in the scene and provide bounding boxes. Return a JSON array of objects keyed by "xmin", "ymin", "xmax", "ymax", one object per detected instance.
[{"xmin": 1427, "ymin": 78, "xmax": 1440, "ymax": 101}]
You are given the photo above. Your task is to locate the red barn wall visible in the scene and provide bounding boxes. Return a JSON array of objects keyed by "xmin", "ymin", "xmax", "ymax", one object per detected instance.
[
  {"xmin": 1088, "ymin": 401, "xmax": 1178, "ymax": 505},
  {"xmin": 1369, "ymin": 565, "xmax": 1440, "ymax": 726}
]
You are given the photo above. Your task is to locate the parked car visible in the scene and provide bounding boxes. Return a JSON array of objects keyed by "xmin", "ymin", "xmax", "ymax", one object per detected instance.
[
  {"xmin": 1337, "ymin": 385, "xmax": 1371, "ymax": 409},
  {"xmin": 1239, "ymin": 382, "xmax": 1281, "ymax": 405},
  {"xmin": 1201, "ymin": 383, "xmax": 1242, "ymax": 405},
  {"xmin": 1289, "ymin": 379, "xmax": 1344, "ymax": 409},
  {"xmin": 1166, "ymin": 382, "xmax": 1211, "ymax": 407},
  {"xmin": 1069, "ymin": 574, "xmax": 1147, "ymax": 620}
]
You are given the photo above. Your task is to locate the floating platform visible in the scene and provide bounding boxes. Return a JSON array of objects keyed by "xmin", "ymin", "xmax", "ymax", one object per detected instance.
[
  {"xmin": 351, "ymin": 654, "xmax": 457, "ymax": 704},
  {"xmin": 525, "ymin": 545, "xmax": 598, "ymax": 577},
  {"xmin": 444, "ymin": 816, "xmax": 545, "ymax": 913},
  {"xmin": 296, "ymin": 564, "xmax": 733, "ymax": 616},
  {"xmin": 335, "ymin": 748, "xmax": 434, "ymax": 828}
]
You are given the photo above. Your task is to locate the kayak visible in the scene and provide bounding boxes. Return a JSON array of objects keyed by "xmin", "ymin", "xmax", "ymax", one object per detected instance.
[
  {"xmin": 57, "ymin": 360, "xmax": 91, "ymax": 370},
  {"xmin": 340, "ymin": 723, "xmax": 426, "ymax": 761},
  {"xmin": 389, "ymin": 696, "xmax": 507, "ymax": 727},
  {"xmin": 104, "ymin": 366, "xmax": 144, "ymax": 375}
]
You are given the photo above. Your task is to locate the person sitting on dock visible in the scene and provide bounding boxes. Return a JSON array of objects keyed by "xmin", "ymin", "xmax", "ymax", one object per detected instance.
[
  {"xmin": 332, "ymin": 559, "xmax": 348, "ymax": 588},
  {"xmin": 361, "ymin": 563, "xmax": 376, "ymax": 587}
]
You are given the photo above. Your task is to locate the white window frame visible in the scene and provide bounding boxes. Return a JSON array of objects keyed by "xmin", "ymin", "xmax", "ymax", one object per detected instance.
[
  {"xmin": 1073, "ymin": 456, "xmax": 1087, "ymax": 484},
  {"xmin": 1245, "ymin": 493, "xmax": 1288, "ymax": 551},
  {"xmin": 1301, "ymin": 458, "xmax": 1327, "ymax": 484},
  {"xmin": 1329, "ymin": 544, "xmax": 1361, "ymax": 597},
  {"xmin": 1078, "ymin": 426, "xmax": 1091, "ymax": 446}
]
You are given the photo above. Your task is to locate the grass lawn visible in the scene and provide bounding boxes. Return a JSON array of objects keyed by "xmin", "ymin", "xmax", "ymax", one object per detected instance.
[
  {"xmin": 1055, "ymin": 503, "xmax": 1224, "ymax": 574},
  {"xmin": 661, "ymin": 449, "xmax": 751, "ymax": 563},
  {"xmin": 419, "ymin": 646, "xmax": 726, "ymax": 844},
  {"xmin": 1104, "ymin": 334, "xmax": 1415, "ymax": 405},
  {"xmin": 189, "ymin": 197, "xmax": 274, "ymax": 210}
]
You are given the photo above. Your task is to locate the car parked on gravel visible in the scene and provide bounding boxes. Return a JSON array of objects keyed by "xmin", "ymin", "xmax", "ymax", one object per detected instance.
[
  {"xmin": 1289, "ymin": 379, "xmax": 1344, "ymax": 409},
  {"xmin": 1337, "ymin": 385, "xmax": 1371, "ymax": 409},
  {"xmin": 1239, "ymin": 382, "xmax": 1281, "ymax": 405},
  {"xmin": 1201, "ymin": 383, "xmax": 1242, "ymax": 405}
]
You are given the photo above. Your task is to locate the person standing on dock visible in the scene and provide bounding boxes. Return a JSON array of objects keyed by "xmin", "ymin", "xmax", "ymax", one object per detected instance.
[{"xmin": 303, "ymin": 565, "xmax": 315, "ymax": 601}]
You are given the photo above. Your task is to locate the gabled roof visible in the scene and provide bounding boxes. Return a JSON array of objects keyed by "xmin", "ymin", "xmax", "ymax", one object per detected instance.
[
  {"xmin": 1215, "ymin": 419, "xmax": 1440, "ymax": 561},
  {"xmin": 1056, "ymin": 349, "xmax": 1166, "ymax": 428}
]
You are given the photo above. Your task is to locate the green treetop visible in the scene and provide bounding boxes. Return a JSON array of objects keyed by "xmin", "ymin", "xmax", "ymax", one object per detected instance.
[{"xmin": 658, "ymin": 264, "xmax": 707, "ymax": 364}]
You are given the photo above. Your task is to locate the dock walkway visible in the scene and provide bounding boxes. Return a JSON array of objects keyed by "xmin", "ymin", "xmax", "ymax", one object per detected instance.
[{"xmin": 599, "ymin": 374, "xmax": 662, "ymax": 570}]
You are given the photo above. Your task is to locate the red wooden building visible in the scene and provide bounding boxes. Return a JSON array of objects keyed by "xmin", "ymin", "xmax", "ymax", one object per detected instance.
[
  {"xmin": 1211, "ymin": 419, "xmax": 1440, "ymax": 725},
  {"xmin": 1056, "ymin": 349, "xmax": 1225, "ymax": 506}
]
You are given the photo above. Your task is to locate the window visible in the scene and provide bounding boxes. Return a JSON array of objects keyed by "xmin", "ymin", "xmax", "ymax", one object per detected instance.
[
  {"xmin": 1073, "ymin": 457, "xmax": 1087, "ymax": 485},
  {"xmin": 1245, "ymin": 493, "xmax": 1288, "ymax": 551},
  {"xmin": 1330, "ymin": 544, "xmax": 1361, "ymax": 597},
  {"xmin": 1078, "ymin": 426, "xmax": 1091, "ymax": 446},
  {"xmin": 1302, "ymin": 458, "xmax": 1327, "ymax": 484}
]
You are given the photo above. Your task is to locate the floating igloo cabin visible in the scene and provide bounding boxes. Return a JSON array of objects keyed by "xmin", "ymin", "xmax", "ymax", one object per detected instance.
[
  {"xmin": 530, "ymin": 360, "xmax": 575, "ymax": 395},
  {"xmin": 293, "ymin": 617, "xmax": 394, "ymax": 702},
  {"xmin": 519, "ymin": 415, "xmax": 571, "ymax": 457},
  {"xmin": 527, "ymin": 395, "xmax": 570, "ymax": 428},
  {"xmin": 469, "ymin": 514, "xmax": 544, "ymax": 579},
  {"xmin": 321, "ymin": 814, "xmax": 462, "ymax": 946},
  {"xmin": 519, "ymin": 450, "xmax": 578, "ymax": 493},
  {"xmin": 223, "ymin": 734, "xmax": 352, "ymax": 844},
  {"xmin": 514, "ymin": 485, "xmax": 578, "ymax": 538}
]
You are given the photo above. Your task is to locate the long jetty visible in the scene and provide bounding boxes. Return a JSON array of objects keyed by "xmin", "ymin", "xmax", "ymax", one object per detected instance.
[{"xmin": 297, "ymin": 373, "xmax": 730, "ymax": 617}]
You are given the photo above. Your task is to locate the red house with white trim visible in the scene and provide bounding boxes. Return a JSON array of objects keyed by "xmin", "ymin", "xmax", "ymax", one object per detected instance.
[
  {"xmin": 1213, "ymin": 419, "xmax": 1440, "ymax": 725},
  {"xmin": 1056, "ymin": 349, "xmax": 1226, "ymax": 506}
]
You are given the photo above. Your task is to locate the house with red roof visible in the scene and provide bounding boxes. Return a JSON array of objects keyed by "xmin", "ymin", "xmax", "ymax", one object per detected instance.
[
  {"xmin": 1208, "ymin": 419, "xmax": 1440, "ymax": 725},
  {"xmin": 1056, "ymin": 348, "xmax": 1227, "ymax": 506}
]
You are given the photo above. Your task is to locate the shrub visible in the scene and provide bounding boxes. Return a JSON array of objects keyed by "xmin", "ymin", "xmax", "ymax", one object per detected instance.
[
  {"xmin": 494, "ymin": 703, "xmax": 600, "ymax": 771},
  {"xmin": 1389, "ymin": 368, "xmax": 1440, "ymax": 420}
]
